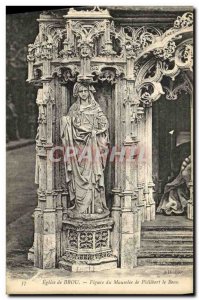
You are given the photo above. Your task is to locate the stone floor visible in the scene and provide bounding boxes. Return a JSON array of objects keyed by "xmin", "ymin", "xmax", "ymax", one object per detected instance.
[{"xmin": 6, "ymin": 145, "xmax": 194, "ymax": 293}]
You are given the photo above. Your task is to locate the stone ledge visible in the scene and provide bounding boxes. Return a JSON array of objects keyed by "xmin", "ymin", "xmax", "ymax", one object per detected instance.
[
  {"xmin": 6, "ymin": 139, "xmax": 35, "ymax": 151},
  {"xmin": 59, "ymin": 256, "xmax": 117, "ymax": 272}
]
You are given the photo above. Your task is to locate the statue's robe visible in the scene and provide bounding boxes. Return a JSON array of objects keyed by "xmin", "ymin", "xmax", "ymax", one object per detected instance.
[
  {"xmin": 157, "ymin": 157, "xmax": 191, "ymax": 215},
  {"xmin": 60, "ymin": 98, "xmax": 109, "ymax": 214}
]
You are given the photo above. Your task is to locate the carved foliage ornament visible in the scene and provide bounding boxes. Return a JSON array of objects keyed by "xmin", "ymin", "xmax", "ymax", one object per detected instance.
[
  {"xmin": 174, "ymin": 12, "xmax": 193, "ymax": 29},
  {"xmin": 95, "ymin": 230, "xmax": 108, "ymax": 248},
  {"xmin": 123, "ymin": 26, "xmax": 162, "ymax": 59},
  {"xmin": 92, "ymin": 66, "xmax": 124, "ymax": 84},
  {"xmin": 62, "ymin": 250, "xmax": 112, "ymax": 263},
  {"xmin": 27, "ymin": 36, "xmax": 53, "ymax": 61},
  {"xmin": 27, "ymin": 24, "xmax": 65, "ymax": 62},
  {"xmin": 175, "ymin": 43, "xmax": 193, "ymax": 71},
  {"xmin": 68, "ymin": 230, "xmax": 78, "ymax": 249},
  {"xmin": 135, "ymin": 35, "xmax": 193, "ymax": 104},
  {"xmin": 79, "ymin": 232, "xmax": 93, "ymax": 249},
  {"xmin": 137, "ymin": 82, "xmax": 165, "ymax": 105},
  {"xmin": 52, "ymin": 65, "xmax": 80, "ymax": 83},
  {"xmin": 163, "ymin": 76, "xmax": 192, "ymax": 100},
  {"xmin": 153, "ymin": 40, "xmax": 176, "ymax": 61}
]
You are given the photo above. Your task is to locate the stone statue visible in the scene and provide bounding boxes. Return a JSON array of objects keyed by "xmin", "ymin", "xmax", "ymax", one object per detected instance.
[
  {"xmin": 157, "ymin": 155, "xmax": 191, "ymax": 215},
  {"xmin": 60, "ymin": 82, "xmax": 109, "ymax": 218}
]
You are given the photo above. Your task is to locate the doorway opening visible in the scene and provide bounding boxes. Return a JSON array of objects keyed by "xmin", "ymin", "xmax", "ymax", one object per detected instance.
[{"xmin": 152, "ymin": 74, "xmax": 191, "ymax": 216}]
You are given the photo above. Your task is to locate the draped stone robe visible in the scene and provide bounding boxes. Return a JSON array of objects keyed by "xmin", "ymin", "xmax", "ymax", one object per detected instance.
[
  {"xmin": 60, "ymin": 96, "xmax": 109, "ymax": 214},
  {"xmin": 157, "ymin": 156, "xmax": 191, "ymax": 215}
]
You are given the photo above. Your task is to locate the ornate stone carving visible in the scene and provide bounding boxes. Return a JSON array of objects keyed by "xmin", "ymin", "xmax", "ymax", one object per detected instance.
[
  {"xmin": 153, "ymin": 40, "xmax": 176, "ymax": 61},
  {"xmin": 61, "ymin": 250, "xmax": 112, "ymax": 263},
  {"xmin": 27, "ymin": 44, "xmax": 35, "ymax": 62},
  {"xmin": 52, "ymin": 65, "xmax": 80, "ymax": 83},
  {"xmin": 137, "ymin": 81, "xmax": 165, "ymax": 105},
  {"xmin": 99, "ymin": 46, "xmax": 116, "ymax": 57},
  {"xmin": 91, "ymin": 65, "xmax": 125, "ymax": 81},
  {"xmin": 59, "ymin": 218, "xmax": 117, "ymax": 271},
  {"xmin": 27, "ymin": 34, "xmax": 53, "ymax": 62},
  {"xmin": 122, "ymin": 26, "xmax": 162, "ymax": 59},
  {"xmin": 174, "ymin": 12, "xmax": 193, "ymax": 29},
  {"xmin": 137, "ymin": 106, "xmax": 145, "ymax": 122},
  {"xmin": 79, "ymin": 232, "xmax": 93, "ymax": 249},
  {"xmin": 163, "ymin": 76, "xmax": 192, "ymax": 100},
  {"xmin": 68, "ymin": 230, "xmax": 78, "ymax": 249},
  {"xmin": 59, "ymin": 44, "xmax": 76, "ymax": 58},
  {"xmin": 70, "ymin": 20, "xmax": 108, "ymax": 59},
  {"xmin": 99, "ymin": 69, "xmax": 116, "ymax": 83},
  {"xmin": 95, "ymin": 230, "xmax": 108, "ymax": 248},
  {"xmin": 176, "ymin": 42, "xmax": 193, "ymax": 71},
  {"xmin": 66, "ymin": 6, "xmax": 111, "ymax": 19}
]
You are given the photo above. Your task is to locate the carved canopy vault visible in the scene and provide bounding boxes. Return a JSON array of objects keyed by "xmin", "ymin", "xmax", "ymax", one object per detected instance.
[{"xmin": 27, "ymin": 7, "xmax": 193, "ymax": 270}]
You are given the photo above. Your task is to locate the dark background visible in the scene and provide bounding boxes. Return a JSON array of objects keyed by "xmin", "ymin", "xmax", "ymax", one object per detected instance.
[{"xmin": 6, "ymin": 9, "xmax": 40, "ymax": 140}]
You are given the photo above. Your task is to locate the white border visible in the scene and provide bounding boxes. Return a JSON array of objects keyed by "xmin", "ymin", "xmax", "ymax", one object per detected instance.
[{"xmin": 1, "ymin": 1, "xmax": 198, "ymax": 299}]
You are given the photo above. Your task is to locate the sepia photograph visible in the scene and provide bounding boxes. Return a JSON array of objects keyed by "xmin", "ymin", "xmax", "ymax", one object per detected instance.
[{"xmin": 6, "ymin": 5, "xmax": 194, "ymax": 295}]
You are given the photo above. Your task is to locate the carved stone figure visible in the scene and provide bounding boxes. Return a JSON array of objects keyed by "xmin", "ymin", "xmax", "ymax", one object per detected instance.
[
  {"xmin": 157, "ymin": 155, "xmax": 191, "ymax": 215},
  {"xmin": 60, "ymin": 82, "xmax": 109, "ymax": 218}
]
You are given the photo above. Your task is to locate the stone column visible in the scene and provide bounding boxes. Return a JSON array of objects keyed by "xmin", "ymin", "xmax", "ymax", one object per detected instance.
[
  {"xmin": 144, "ymin": 105, "xmax": 155, "ymax": 221},
  {"xmin": 42, "ymin": 82, "xmax": 57, "ymax": 269},
  {"xmin": 30, "ymin": 81, "xmax": 57, "ymax": 269},
  {"xmin": 111, "ymin": 80, "xmax": 122, "ymax": 263},
  {"xmin": 187, "ymin": 92, "xmax": 193, "ymax": 220},
  {"xmin": 28, "ymin": 88, "xmax": 48, "ymax": 267},
  {"xmin": 27, "ymin": 58, "xmax": 34, "ymax": 81},
  {"xmin": 104, "ymin": 19, "xmax": 113, "ymax": 53},
  {"xmin": 120, "ymin": 79, "xmax": 140, "ymax": 269},
  {"xmin": 137, "ymin": 107, "xmax": 145, "ymax": 222}
]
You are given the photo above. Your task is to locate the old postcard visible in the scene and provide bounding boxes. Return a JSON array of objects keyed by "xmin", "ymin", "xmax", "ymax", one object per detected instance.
[{"xmin": 6, "ymin": 6, "xmax": 194, "ymax": 295}]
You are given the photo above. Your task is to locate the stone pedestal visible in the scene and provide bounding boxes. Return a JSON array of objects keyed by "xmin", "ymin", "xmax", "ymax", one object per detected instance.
[{"xmin": 59, "ymin": 217, "xmax": 117, "ymax": 272}]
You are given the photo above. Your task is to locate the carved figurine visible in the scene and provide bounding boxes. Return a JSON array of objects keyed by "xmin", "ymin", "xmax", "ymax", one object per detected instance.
[{"xmin": 60, "ymin": 82, "xmax": 109, "ymax": 217}]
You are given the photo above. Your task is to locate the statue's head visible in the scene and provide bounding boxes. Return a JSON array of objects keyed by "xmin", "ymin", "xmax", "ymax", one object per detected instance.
[{"xmin": 73, "ymin": 82, "xmax": 95, "ymax": 102}]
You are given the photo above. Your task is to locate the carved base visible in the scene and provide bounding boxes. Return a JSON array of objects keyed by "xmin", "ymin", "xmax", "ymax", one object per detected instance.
[
  {"xmin": 65, "ymin": 209, "xmax": 110, "ymax": 220},
  {"xmin": 59, "ymin": 256, "xmax": 117, "ymax": 272},
  {"xmin": 59, "ymin": 217, "xmax": 117, "ymax": 272}
]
